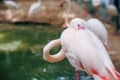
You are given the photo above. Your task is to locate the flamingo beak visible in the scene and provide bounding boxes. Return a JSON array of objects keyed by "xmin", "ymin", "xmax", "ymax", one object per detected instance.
[{"xmin": 60, "ymin": 0, "xmax": 65, "ymax": 7}]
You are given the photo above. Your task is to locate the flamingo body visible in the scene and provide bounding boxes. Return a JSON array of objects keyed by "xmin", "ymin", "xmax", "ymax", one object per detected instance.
[
  {"xmin": 4, "ymin": 0, "xmax": 19, "ymax": 9},
  {"xmin": 91, "ymin": 0, "xmax": 101, "ymax": 7},
  {"xmin": 68, "ymin": 18, "xmax": 112, "ymax": 66},
  {"xmin": 60, "ymin": 18, "xmax": 120, "ymax": 79},
  {"xmin": 69, "ymin": 18, "xmax": 86, "ymax": 30},
  {"xmin": 85, "ymin": 18, "xmax": 108, "ymax": 47},
  {"xmin": 28, "ymin": 0, "xmax": 41, "ymax": 16},
  {"xmin": 43, "ymin": 18, "xmax": 120, "ymax": 80},
  {"xmin": 60, "ymin": 26, "xmax": 120, "ymax": 80},
  {"xmin": 106, "ymin": 4, "xmax": 118, "ymax": 16}
]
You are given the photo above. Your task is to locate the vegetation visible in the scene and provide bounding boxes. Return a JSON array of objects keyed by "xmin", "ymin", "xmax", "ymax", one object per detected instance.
[{"xmin": 0, "ymin": 24, "xmax": 78, "ymax": 80}]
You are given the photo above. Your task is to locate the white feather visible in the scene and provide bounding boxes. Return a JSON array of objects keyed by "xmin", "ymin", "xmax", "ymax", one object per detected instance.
[
  {"xmin": 28, "ymin": 0, "xmax": 41, "ymax": 16},
  {"xmin": 60, "ymin": 18, "xmax": 118, "ymax": 79},
  {"xmin": 60, "ymin": 28, "xmax": 110, "ymax": 77},
  {"xmin": 4, "ymin": 0, "xmax": 19, "ymax": 9},
  {"xmin": 86, "ymin": 18, "xmax": 108, "ymax": 47}
]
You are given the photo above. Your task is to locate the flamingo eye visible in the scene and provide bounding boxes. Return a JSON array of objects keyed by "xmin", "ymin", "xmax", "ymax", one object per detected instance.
[{"xmin": 77, "ymin": 24, "xmax": 84, "ymax": 30}]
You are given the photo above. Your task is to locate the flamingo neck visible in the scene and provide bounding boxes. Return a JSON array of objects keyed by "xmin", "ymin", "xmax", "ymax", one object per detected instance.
[
  {"xmin": 43, "ymin": 39, "xmax": 65, "ymax": 63},
  {"xmin": 66, "ymin": 0, "xmax": 71, "ymax": 23}
]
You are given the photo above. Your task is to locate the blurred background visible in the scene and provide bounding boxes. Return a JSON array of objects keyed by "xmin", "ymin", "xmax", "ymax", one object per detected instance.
[{"xmin": 0, "ymin": 0, "xmax": 120, "ymax": 80}]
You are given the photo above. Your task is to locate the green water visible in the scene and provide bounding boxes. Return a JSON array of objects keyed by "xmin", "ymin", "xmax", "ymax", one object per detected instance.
[{"xmin": 0, "ymin": 24, "xmax": 91, "ymax": 80}]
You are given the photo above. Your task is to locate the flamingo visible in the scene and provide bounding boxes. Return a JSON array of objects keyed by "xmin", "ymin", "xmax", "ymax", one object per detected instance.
[
  {"xmin": 60, "ymin": 0, "xmax": 71, "ymax": 28},
  {"xmin": 28, "ymin": 0, "xmax": 41, "ymax": 24},
  {"xmin": 67, "ymin": 17, "xmax": 117, "ymax": 54},
  {"xmin": 60, "ymin": 0, "xmax": 66, "ymax": 7},
  {"xmin": 100, "ymin": 0, "xmax": 118, "ymax": 17},
  {"xmin": 43, "ymin": 18, "xmax": 120, "ymax": 80},
  {"xmin": 28, "ymin": 0, "xmax": 41, "ymax": 39},
  {"xmin": 4, "ymin": 0, "xmax": 19, "ymax": 28},
  {"xmin": 4, "ymin": 0, "xmax": 19, "ymax": 9},
  {"xmin": 43, "ymin": 18, "xmax": 87, "ymax": 80},
  {"xmin": 91, "ymin": 0, "xmax": 101, "ymax": 8},
  {"xmin": 92, "ymin": 0, "xmax": 118, "ymax": 17},
  {"xmin": 106, "ymin": 4, "xmax": 118, "ymax": 17},
  {"xmin": 85, "ymin": 18, "xmax": 109, "ymax": 51},
  {"xmin": 60, "ymin": 19, "xmax": 120, "ymax": 80},
  {"xmin": 61, "ymin": 0, "xmax": 109, "ymax": 50}
]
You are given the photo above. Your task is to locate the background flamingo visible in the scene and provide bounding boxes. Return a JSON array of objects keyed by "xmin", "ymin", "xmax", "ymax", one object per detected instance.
[
  {"xmin": 28, "ymin": 0, "xmax": 41, "ymax": 28},
  {"xmin": 43, "ymin": 18, "xmax": 87, "ymax": 80},
  {"xmin": 85, "ymin": 18, "xmax": 109, "ymax": 51},
  {"xmin": 91, "ymin": 0, "xmax": 101, "ymax": 8},
  {"xmin": 60, "ymin": 0, "xmax": 71, "ymax": 28},
  {"xmin": 4, "ymin": 0, "xmax": 19, "ymax": 28},
  {"xmin": 4, "ymin": 0, "xmax": 19, "ymax": 9},
  {"xmin": 69, "ymin": 18, "xmax": 110, "ymax": 52},
  {"xmin": 106, "ymin": 4, "xmax": 118, "ymax": 17},
  {"xmin": 28, "ymin": 0, "xmax": 41, "ymax": 39}
]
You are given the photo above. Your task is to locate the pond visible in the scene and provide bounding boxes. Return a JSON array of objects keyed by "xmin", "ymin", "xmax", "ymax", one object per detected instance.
[{"xmin": 0, "ymin": 23, "xmax": 92, "ymax": 80}]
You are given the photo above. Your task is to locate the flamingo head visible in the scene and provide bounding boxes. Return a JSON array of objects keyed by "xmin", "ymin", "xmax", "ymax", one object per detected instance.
[
  {"xmin": 92, "ymin": 0, "xmax": 101, "ymax": 7},
  {"xmin": 69, "ymin": 18, "xmax": 86, "ymax": 30},
  {"xmin": 60, "ymin": 0, "xmax": 66, "ymax": 7},
  {"xmin": 106, "ymin": 5, "xmax": 118, "ymax": 16}
]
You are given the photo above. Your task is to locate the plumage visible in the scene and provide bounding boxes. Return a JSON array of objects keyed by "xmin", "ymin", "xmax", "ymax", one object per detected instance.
[
  {"xmin": 68, "ymin": 18, "xmax": 86, "ymax": 30},
  {"xmin": 85, "ymin": 18, "xmax": 108, "ymax": 48},
  {"xmin": 28, "ymin": 0, "xmax": 41, "ymax": 16},
  {"xmin": 60, "ymin": 0, "xmax": 71, "ymax": 28},
  {"xmin": 4, "ymin": 0, "xmax": 19, "ymax": 9},
  {"xmin": 43, "ymin": 18, "xmax": 120, "ymax": 80},
  {"xmin": 91, "ymin": 0, "xmax": 101, "ymax": 7},
  {"xmin": 60, "ymin": 18, "xmax": 120, "ymax": 80},
  {"xmin": 106, "ymin": 4, "xmax": 118, "ymax": 16}
]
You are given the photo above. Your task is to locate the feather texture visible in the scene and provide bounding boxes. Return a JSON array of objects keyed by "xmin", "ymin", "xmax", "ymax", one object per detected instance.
[
  {"xmin": 60, "ymin": 21, "xmax": 120, "ymax": 80},
  {"xmin": 28, "ymin": 0, "xmax": 41, "ymax": 16},
  {"xmin": 4, "ymin": 0, "xmax": 19, "ymax": 9}
]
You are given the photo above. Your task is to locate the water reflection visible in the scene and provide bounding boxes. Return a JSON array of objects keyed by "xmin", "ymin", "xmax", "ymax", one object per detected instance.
[{"xmin": 0, "ymin": 24, "xmax": 91, "ymax": 80}]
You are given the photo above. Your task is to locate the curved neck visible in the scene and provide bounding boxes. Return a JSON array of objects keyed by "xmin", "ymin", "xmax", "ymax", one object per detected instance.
[{"xmin": 43, "ymin": 39, "xmax": 65, "ymax": 63}]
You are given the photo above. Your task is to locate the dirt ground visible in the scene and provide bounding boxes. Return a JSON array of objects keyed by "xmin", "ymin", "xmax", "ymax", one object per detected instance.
[
  {"xmin": 0, "ymin": 0, "xmax": 120, "ymax": 71},
  {"xmin": 108, "ymin": 32, "xmax": 120, "ymax": 72},
  {"xmin": 0, "ymin": 0, "xmax": 92, "ymax": 25}
]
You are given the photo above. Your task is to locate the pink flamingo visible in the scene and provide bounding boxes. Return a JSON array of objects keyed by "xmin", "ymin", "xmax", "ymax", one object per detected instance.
[
  {"xmin": 43, "ymin": 18, "xmax": 86, "ymax": 80},
  {"xmin": 85, "ymin": 18, "xmax": 109, "ymax": 51},
  {"xmin": 60, "ymin": 0, "xmax": 71, "ymax": 28},
  {"xmin": 28, "ymin": 0, "xmax": 41, "ymax": 23},
  {"xmin": 61, "ymin": 18, "xmax": 120, "ymax": 80},
  {"xmin": 4, "ymin": 0, "xmax": 19, "ymax": 28},
  {"xmin": 27, "ymin": 0, "xmax": 41, "ymax": 38},
  {"xmin": 106, "ymin": 4, "xmax": 118, "ymax": 17},
  {"xmin": 4, "ymin": 0, "xmax": 19, "ymax": 9},
  {"xmin": 43, "ymin": 18, "xmax": 120, "ymax": 80},
  {"xmin": 91, "ymin": 0, "xmax": 101, "ymax": 8}
]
